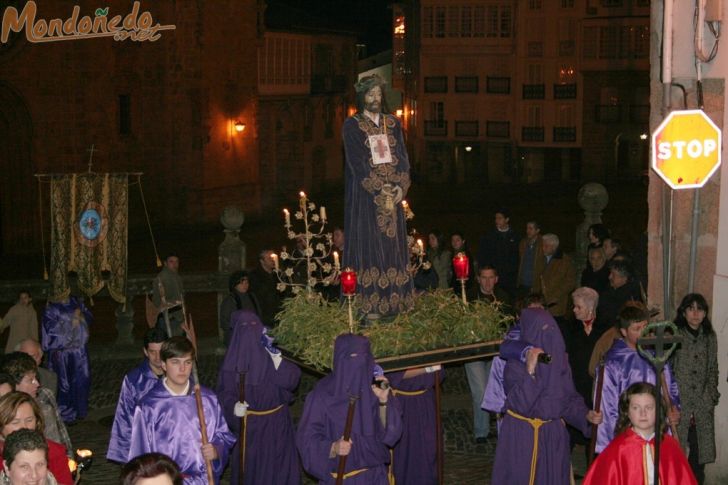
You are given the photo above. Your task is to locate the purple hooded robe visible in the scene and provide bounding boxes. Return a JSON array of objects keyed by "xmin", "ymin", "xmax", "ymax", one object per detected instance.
[
  {"xmin": 482, "ymin": 324, "xmax": 521, "ymax": 416},
  {"xmin": 41, "ymin": 296, "xmax": 91, "ymax": 422},
  {"xmin": 216, "ymin": 310, "xmax": 301, "ymax": 485},
  {"xmin": 387, "ymin": 369, "xmax": 444, "ymax": 485},
  {"xmin": 129, "ymin": 380, "xmax": 236, "ymax": 484},
  {"xmin": 106, "ymin": 359, "xmax": 160, "ymax": 463},
  {"xmin": 492, "ymin": 308, "xmax": 591, "ymax": 485},
  {"xmin": 296, "ymin": 334, "xmax": 403, "ymax": 484},
  {"xmin": 594, "ymin": 338, "xmax": 680, "ymax": 453}
]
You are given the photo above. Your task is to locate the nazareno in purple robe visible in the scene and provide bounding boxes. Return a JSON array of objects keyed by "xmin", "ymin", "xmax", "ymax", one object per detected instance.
[
  {"xmin": 594, "ymin": 338, "xmax": 680, "ymax": 453},
  {"xmin": 215, "ymin": 310, "xmax": 301, "ymax": 485},
  {"xmin": 129, "ymin": 379, "xmax": 236, "ymax": 484},
  {"xmin": 343, "ymin": 113, "xmax": 415, "ymax": 317},
  {"xmin": 492, "ymin": 308, "xmax": 591, "ymax": 485},
  {"xmin": 482, "ymin": 324, "xmax": 521, "ymax": 417},
  {"xmin": 387, "ymin": 369, "xmax": 444, "ymax": 485},
  {"xmin": 107, "ymin": 359, "xmax": 160, "ymax": 463},
  {"xmin": 41, "ymin": 296, "xmax": 91, "ymax": 422},
  {"xmin": 296, "ymin": 334, "xmax": 403, "ymax": 484}
]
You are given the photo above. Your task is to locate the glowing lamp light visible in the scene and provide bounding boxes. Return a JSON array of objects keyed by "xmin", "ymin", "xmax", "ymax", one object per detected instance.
[
  {"xmin": 234, "ymin": 121, "xmax": 246, "ymax": 132},
  {"xmin": 453, "ymin": 252, "xmax": 470, "ymax": 280},
  {"xmin": 396, "ymin": 109, "xmax": 404, "ymax": 117},
  {"xmin": 341, "ymin": 268, "xmax": 357, "ymax": 296},
  {"xmin": 464, "ymin": 145, "xmax": 473, "ymax": 152},
  {"xmin": 640, "ymin": 133, "xmax": 648, "ymax": 140}
]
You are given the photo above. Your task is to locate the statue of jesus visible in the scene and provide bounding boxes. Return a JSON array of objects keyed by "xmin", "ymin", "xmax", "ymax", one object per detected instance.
[{"xmin": 342, "ymin": 74, "xmax": 415, "ymax": 318}]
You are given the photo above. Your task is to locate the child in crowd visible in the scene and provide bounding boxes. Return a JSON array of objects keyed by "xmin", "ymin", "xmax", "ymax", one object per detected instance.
[{"xmin": 584, "ymin": 382, "xmax": 696, "ymax": 484}]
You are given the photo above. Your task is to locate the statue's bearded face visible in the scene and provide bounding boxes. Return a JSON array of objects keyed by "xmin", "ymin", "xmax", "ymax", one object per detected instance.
[{"xmin": 364, "ymin": 86, "xmax": 382, "ymax": 113}]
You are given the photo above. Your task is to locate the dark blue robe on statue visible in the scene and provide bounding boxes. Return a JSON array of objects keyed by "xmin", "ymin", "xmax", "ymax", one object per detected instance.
[
  {"xmin": 492, "ymin": 308, "xmax": 591, "ymax": 485},
  {"xmin": 129, "ymin": 380, "xmax": 236, "ymax": 484},
  {"xmin": 41, "ymin": 296, "xmax": 91, "ymax": 423},
  {"xmin": 216, "ymin": 310, "xmax": 301, "ymax": 485},
  {"xmin": 343, "ymin": 113, "xmax": 415, "ymax": 316},
  {"xmin": 107, "ymin": 359, "xmax": 160, "ymax": 463},
  {"xmin": 387, "ymin": 369, "xmax": 444, "ymax": 485},
  {"xmin": 296, "ymin": 334, "xmax": 403, "ymax": 484}
]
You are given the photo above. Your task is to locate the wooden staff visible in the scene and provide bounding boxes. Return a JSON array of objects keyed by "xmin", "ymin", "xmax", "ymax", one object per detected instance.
[
  {"xmin": 238, "ymin": 371, "xmax": 247, "ymax": 485},
  {"xmin": 660, "ymin": 371, "xmax": 680, "ymax": 441},
  {"xmin": 335, "ymin": 395, "xmax": 358, "ymax": 485},
  {"xmin": 587, "ymin": 361, "xmax": 606, "ymax": 465},
  {"xmin": 184, "ymin": 314, "xmax": 215, "ymax": 485},
  {"xmin": 434, "ymin": 369, "xmax": 444, "ymax": 485}
]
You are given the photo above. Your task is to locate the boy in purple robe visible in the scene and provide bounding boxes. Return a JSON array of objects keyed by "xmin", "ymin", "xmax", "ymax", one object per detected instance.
[
  {"xmin": 107, "ymin": 327, "xmax": 167, "ymax": 463},
  {"xmin": 387, "ymin": 365, "xmax": 444, "ymax": 485},
  {"xmin": 594, "ymin": 304, "xmax": 681, "ymax": 453},
  {"xmin": 129, "ymin": 336, "xmax": 236, "ymax": 484},
  {"xmin": 41, "ymin": 295, "xmax": 92, "ymax": 423},
  {"xmin": 216, "ymin": 310, "xmax": 300, "ymax": 485},
  {"xmin": 296, "ymin": 334, "xmax": 403, "ymax": 484},
  {"xmin": 492, "ymin": 308, "xmax": 602, "ymax": 485}
]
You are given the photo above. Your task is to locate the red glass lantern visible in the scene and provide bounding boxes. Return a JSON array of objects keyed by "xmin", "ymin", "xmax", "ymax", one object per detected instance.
[
  {"xmin": 453, "ymin": 252, "xmax": 470, "ymax": 280},
  {"xmin": 341, "ymin": 268, "xmax": 357, "ymax": 296}
]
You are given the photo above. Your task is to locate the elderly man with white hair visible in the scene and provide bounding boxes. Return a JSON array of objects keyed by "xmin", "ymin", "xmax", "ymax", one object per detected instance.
[{"xmin": 532, "ymin": 233, "xmax": 575, "ymax": 335}]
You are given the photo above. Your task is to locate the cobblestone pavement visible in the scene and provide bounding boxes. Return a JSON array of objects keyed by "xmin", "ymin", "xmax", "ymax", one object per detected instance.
[{"xmin": 69, "ymin": 340, "xmax": 587, "ymax": 484}]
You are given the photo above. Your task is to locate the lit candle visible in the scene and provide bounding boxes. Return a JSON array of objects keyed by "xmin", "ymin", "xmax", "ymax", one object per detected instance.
[
  {"xmin": 320, "ymin": 206, "xmax": 327, "ymax": 221},
  {"xmin": 401, "ymin": 200, "xmax": 408, "ymax": 209},
  {"xmin": 299, "ymin": 191, "xmax": 307, "ymax": 208},
  {"xmin": 341, "ymin": 268, "xmax": 357, "ymax": 296},
  {"xmin": 283, "ymin": 208, "xmax": 290, "ymax": 226},
  {"xmin": 417, "ymin": 238, "xmax": 424, "ymax": 254},
  {"xmin": 452, "ymin": 252, "xmax": 470, "ymax": 280},
  {"xmin": 333, "ymin": 251, "xmax": 340, "ymax": 270},
  {"xmin": 271, "ymin": 253, "xmax": 279, "ymax": 271}
]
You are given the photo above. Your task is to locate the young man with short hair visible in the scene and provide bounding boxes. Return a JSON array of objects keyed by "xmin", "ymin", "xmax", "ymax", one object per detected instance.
[
  {"xmin": 107, "ymin": 328, "xmax": 168, "ymax": 463},
  {"xmin": 594, "ymin": 305, "xmax": 681, "ymax": 453},
  {"xmin": 129, "ymin": 336, "xmax": 235, "ymax": 483}
]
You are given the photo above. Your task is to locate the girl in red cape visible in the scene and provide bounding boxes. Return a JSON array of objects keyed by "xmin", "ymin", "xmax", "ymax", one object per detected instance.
[{"xmin": 584, "ymin": 382, "xmax": 696, "ymax": 485}]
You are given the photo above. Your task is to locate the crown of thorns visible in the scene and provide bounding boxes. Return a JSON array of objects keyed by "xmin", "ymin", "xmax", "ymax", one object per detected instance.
[{"xmin": 354, "ymin": 74, "xmax": 386, "ymax": 93}]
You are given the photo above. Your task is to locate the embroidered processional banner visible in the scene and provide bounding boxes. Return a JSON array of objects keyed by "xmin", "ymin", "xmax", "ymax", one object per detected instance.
[{"xmin": 49, "ymin": 173, "xmax": 128, "ymax": 303}]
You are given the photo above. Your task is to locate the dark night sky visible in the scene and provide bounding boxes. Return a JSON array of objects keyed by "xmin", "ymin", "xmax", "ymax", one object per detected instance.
[{"xmin": 266, "ymin": 0, "xmax": 394, "ymax": 55}]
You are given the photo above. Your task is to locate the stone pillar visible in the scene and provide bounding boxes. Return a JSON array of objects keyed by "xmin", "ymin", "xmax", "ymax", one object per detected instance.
[
  {"xmin": 217, "ymin": 206, "xmax": 246, "ymax": 347},
  {"xmin": 574, "ymin": 183, "xmax": 609, "ymax": 285},
  {"xmin": 115, "ymin": 298, "xmax": 135, "ymax": 345}
]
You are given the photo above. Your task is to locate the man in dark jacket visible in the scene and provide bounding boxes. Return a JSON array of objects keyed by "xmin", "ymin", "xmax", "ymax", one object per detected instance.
[
  {"xmin": 248, "ymin": 249, "xmax": 282, "ymax": 328},
  {"xmin": 477, "ymin": 208, "xmax": 520, "ymax": 299}
]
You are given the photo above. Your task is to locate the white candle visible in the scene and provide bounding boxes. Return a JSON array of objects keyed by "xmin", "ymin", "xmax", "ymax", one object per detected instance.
[
  {"xmin": 320, "ymin": 206, "xmax": 327, "ymax": 221},
  {"xmin": 271, "ymin": 253, "xmax": 279, "ymax": 271},
  {"xmin": 299, "ymin": 191, "xmax": 307, "ymax": 208},
  {"xmin": 283, "ymin": 208, "xmax": 290, "ymax": 226},
  {"xmin": 402, "ymin": 200, "xmax": 408, "ymax": 209},
  {"xmin": 333, "ymin": 251, "xmax": 340, "ymax": 270},
  {"xmin": 417, "ymin": 239, "xmax": 424, "ymax": 253}
]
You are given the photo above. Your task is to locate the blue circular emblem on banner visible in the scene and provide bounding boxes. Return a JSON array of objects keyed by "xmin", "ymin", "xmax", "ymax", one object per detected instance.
[{"xmin": 79, "ymin": 209, "xmax": 102, "ymax": 241}]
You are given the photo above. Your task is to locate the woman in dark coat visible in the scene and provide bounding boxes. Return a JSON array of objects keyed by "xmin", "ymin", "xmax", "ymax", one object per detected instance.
[{"xmin": 671, "ymin": 293, "xmax": 720, "ymax": 484}]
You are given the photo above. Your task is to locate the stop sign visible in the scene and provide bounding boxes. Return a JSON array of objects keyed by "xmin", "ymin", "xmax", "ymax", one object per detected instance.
[{"xmin": 651, "ymin": 109, "xmax": 722, "ymax": 189}]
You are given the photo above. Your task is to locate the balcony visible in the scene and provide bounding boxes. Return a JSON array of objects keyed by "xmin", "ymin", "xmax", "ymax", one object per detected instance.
[
  {"xmin": 554, "ymin": 83, "xmax": 577, "ymax": 99},
  {"xmin": 523, "ymin": 84, "xmax": 545, "ymax": 99},
  {"xmin": 487, "ymin": 77, "xmax": 511, "ymax": 94},
  {"xmin": 486, "ymin": 121, "xmax": 510, "ymax": 138},
  {"xmin": 522, "ymin": 126, "xmax": 545, "ymax": 142},
  {"xmin": 424, "ymin": 120, "xmax": 448, "ymax": 137},
  {"xmin": 553, "ymin": 127, "xmax": 577, "ymax": 142},
  {"xmin": 595, "ymin": 105, "xmax": 621, "ymax": 123},
  {"xmin": 455, "ymin": 121, "xmax": 479, "ymax": 137}
]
